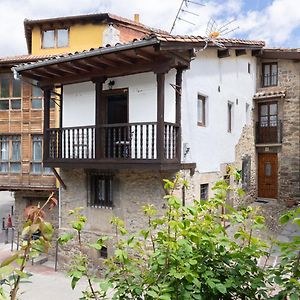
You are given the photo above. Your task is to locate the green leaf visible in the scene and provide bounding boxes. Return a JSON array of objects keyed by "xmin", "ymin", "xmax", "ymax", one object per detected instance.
[
  {"xmin": 71, "ymin": 276, "xmax": 80, "ymax": 290},
  {"xmin": 146, "ymin": 290, "xmax": 158, "ymax": 298},
  {"xmin": 279, "ymin": 214, "xmax": 291, "ymax": 224},
  {"xmin": 58, "ymin": 233, "xmax": 74, "ymax": 245},
  {"xmin": 0, "ymin": 254, "xmax": 18, "ymax": 268},
  {"xmin": 215, "ymin": 283, "xmax": 227, "ymax": 294},
  {"xmin": 290, "ymin": 293, "xmax": 299, "ymax": 300}
]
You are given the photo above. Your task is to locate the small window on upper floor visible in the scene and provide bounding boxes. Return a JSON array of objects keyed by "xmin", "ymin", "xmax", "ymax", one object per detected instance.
[
  {"xmin": 0, "ymin": 76, "xmax": 21, "ymax": 111},
  {"xmin": 31, "ymin": 85, "xmax": 56, "ymax": 109},
  {"xmin": 42, "ymin": 28, "xmax": 69, "ymax": 49},
  {"xmin": 262, "ymin": 62, "xmax": 278, "ymax": 87},
  {"xmin": 197, "ymin": 94, "xmax": 207, "ymax": 126}
]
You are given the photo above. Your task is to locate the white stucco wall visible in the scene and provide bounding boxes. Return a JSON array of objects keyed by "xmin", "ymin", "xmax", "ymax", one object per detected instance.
[
  {"xmin": 63, "ymin": 72, "xmax": 176, "ymax": 126},
  {"xmin": 181, "ymin": 48, "xmax": 257, "ymax": 173},
  {"xmin": 63, "ymin": 81, "xmax": 96, "ymax": 127}
]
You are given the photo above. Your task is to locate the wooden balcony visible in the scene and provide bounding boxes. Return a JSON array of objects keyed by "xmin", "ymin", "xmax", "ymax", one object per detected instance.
[
  {"xmin": 45, "ymin": 122, "xmax": 181, "ymax": 170},
  {"xmin": 256, "ymin": 121, "xmax": 282, "ymax": 144}
]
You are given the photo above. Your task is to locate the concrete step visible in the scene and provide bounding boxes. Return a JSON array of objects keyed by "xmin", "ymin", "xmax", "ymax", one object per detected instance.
[{"xmin": 31, "ymin": 254, "xmax": 48, "ymax": 266}]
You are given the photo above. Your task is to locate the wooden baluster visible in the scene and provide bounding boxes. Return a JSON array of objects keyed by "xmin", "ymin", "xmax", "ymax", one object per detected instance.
[
  {"xmin": 168, "ymin": 125, "xmax": 171, "ymax": 159},
  {"xmin": 113, "ymin": 128, "xmax": 116, "ymax": 158},
  {"xmin": 152, "ymin": 124, "xmax": 155, "ymax": 159},
  {"xmin": 164, "ymin": 124, "xmax": 167, "ymax": 159},
  {"xmin": 140, "ymin": 124, "xmax": 143, "ymax": 159},
  {"xmin": 128, "ymin": 125, "xmax": 132, "ymax": 158},
  {"xmin": 146, "ymin": 124, "xmax": 149, "ymax": 159},
  {"xmin": 77, "ymin": 128, "xmax": 80, "ymax": 159},
  {"xmin": 67, "ymin": 129, "xmax": 70, "ymax": 159},
  {"xmin": 62, "ymin": 128, "xmax": 65, "ymax": 159},
  {"xmin": 91, "ymin": 128, "xmax": 95, "ymax": 159},
  {"xmin": 118, "ymin": 127, "xmax": 121, "ymax": 158},
  {"xmin": 134, "ymin": 125, "xmax": 137, "ymax": 159},
  {"xmin": 172, "ymin": 126, "xmax": 176, "ymax": 159}
]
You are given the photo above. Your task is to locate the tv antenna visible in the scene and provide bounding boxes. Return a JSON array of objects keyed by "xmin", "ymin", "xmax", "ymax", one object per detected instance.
[
  {"xmin": 170, "ymin": 0, "xmax": 205, "ymax": 34},
  {"xmin": 197, "ymin": 18, "xmax": 239, "ymax": 51}
]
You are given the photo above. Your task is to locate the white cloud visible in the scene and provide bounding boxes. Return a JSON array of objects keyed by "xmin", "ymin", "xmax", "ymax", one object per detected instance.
[
  {"xmin": 0, "ymin": 0, "xmax": 299, "ymax": 56},
  {"xmin": 236, "ymin": 0, "xmax": 300, "ymax": 46}
]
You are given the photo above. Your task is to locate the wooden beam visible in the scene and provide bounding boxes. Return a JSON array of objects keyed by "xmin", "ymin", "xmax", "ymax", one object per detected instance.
[
  {"xmin": 134, "ymin": 49, "xmax": 155, "ymax": 61},
  {"xmin": 51, "ymin": 64, "xmax": 76, "ymax": 75},
  {"xmin": 92, "ymin": 56, "xmax": 118, "ymax": 68},
  {"xmin": 111, "ymin": 53, "xmax": 135, "ymax": 64},
  {"xmin": 156, "ymin": 72, "xmax": 165, "ymax": 161},
  {"xmin": 235, "ymin": 49, "xmax": 247, "ymax": 56},
  {"xmin": 43, "ymin": 87, "xmax": 52, "ymax": 161},
  {"xmin": 175, "ymin": 68, "xmax": 183, "ymax": 162},
  {"xmin": 218, "ymin": 49, "xmax": 230, "ymax": 58},
  {"xmin": 95, "ymin": 78, "xmax": 107, "ymax": 159},
  {"xmin": 252, "ymin": 49, "xmax": 263, "ymax": 56},
  {"xmin": 52, "ymin": 168, "xmax": 67, "ymax": 190}
]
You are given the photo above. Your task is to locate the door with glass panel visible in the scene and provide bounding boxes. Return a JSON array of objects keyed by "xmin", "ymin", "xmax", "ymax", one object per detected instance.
[
  {"xmin": 258, "ymin": 102, "xmax": 279, "ymax": 144},
  {"xmin": 258, "ymin": 153, "xmax": 278, "ymax": 199}
]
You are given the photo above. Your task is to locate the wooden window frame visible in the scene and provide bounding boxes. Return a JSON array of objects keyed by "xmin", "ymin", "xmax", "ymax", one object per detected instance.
[
  {"xmin": 197, "ymin": 94, "xmax": 206, "ymax": 127},
  {"xmin": 30, "ymin": 135, "xmax": 52, "ymax": 175},
  {"xmin": 262, "ymin": 62, "xmax": 278, "ymax": 87},
  {"xmin": 31, "ymin": 85, "xmax": 56, "ymax": 110},
  {"xmin": 0, "ymin": 75, "xmax": 22, "ymax": 111},
  {"xmin": 0, "ymin": 135, "xmax": 21, "ymax": 174},
  {"xmin": 41, "ymin": 28, "xmax": 70, "ymax": 49}
]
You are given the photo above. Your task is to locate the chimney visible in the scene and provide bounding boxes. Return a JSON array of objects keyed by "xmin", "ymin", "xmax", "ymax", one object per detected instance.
[{"xmin": 134, "ymin": 14, "xmax": 140, "ymax": 23}]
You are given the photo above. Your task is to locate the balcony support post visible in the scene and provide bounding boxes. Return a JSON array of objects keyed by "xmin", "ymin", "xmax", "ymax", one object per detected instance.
[
  {"xmin": 175, "ymin": 67, "xmax": 183, "ymax": 162},
  {"xmin": 156, "ymin": 72, "xmax": 165, "ymax": 161},
  {"xmin": 94, "ymin": 77, "xmax": 107, "ymax": 159},
  {"xmin": 42, "ymin": 86, "xmax": 52, "ymax": 161}
]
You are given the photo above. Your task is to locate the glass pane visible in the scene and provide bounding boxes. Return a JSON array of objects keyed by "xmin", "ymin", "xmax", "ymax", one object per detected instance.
[
  {"xmin": 43, "ymin": 167, "xmax": 53, "ymax": 174},
  {"xmin": 270, "ymin": 115, "xmax": 278, "ymax": 127},
  {"xmin": 0, "ymin": 78, "xmax": 9, "ymax": 98},
  {"xmin": 33, "ymin": 136, "xmax": 42, "ymax": 161},
  {"xmin": 57, "ymin": 29, "xmax": 68, "ymax": 47},
  {"xmin": 265, "ymin": 162, "xmax": 272, "ymax": 177},
  {"xmin": 260, "ymin": 104, "xmax": 268, "ymax": 116},
  {"xmin": 0, "ymin": 162, "xmax": 8, "ymax": 173},
  {"xmin": 270, "ymin": 103, "xmax": 277, "ymax": 115},
  {"xmin": 260, "ymin": 116, "xmax": 268, "ymax": 127},
  {"xmin": 10, "ymin": 162, "xmax": 21, "ymax": 173},
  {"xmin": 11, "ymin": 99, "xmax": 21, "ymax": 110},
  {"xmin": 42, "ymin": 30, "xmax": 55, "ymax": 48},
  {"xmin": 12, "ymin": 138, "xmax": 21, "ymax": 161},
  {"xmin": 197, "ymin": 99, "xmax": 203, "ymax": 124},
  {"xmin": 32, "ymin": 85, "xmax": 43, "ymax": 97},
  {"xmin": 31, "ymin": 163, "xmax": 42, "ymax": 174},
  {"xmin": 0, "ymin": 137, "xmax": 9, "ymax": 161},
  {"xmin": 12, "ymin": 79, "xmax": 21, "ymax": 97},
  {"xmin": 0, "ymin": 100, "xmax": 9, "ymax": 110},
  {"xmin": 31, "ymin": 99, "xmax": 42, "ymax": 109},
  {"xmin": 263, "ymin": 64, "xmax": 270, "ymax": 76}
]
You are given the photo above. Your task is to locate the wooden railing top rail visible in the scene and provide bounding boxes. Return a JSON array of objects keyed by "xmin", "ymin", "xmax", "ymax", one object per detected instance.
[{"xmin": 47, "ymin": 122, "xmax": 179, "ymax": 132}]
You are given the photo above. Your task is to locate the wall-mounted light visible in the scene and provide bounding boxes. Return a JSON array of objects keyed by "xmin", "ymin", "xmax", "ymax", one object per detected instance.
[{"xmin": 108, "ymin": 80, "xmax": 115, "ymax": 90}]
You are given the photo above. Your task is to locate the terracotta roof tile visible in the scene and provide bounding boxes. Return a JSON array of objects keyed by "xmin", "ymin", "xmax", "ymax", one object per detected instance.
[
  {"xmin": 254, "ymin": 87, "xmax": 286, "ymax": 99},
  {"xmin": 0, "ymin": 54, "xmax": 57, "ymax": 65}
]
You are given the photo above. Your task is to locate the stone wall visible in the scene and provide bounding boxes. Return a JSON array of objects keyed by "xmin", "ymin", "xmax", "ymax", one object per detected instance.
[
  {"xmin": 234, "ymin": 123, "xmax": 257, "ymax": 205},
  {"xmin": 278, "ymin": 60, "xmax": 300, "ymax": 203}
]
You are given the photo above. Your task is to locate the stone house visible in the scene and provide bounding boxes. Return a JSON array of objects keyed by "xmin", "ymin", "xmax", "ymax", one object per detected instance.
[
  {"xmin": 13, "ymin": 31, "xmax": 265, "ymax": 258},
  {"xmin": 236, "ymin": 48, "xmax": 300, "ymax": 206}
]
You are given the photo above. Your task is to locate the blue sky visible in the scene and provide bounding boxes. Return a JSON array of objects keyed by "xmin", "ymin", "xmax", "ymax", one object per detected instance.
[{"xmin": 0, "ymin": 0, "xmax": 299, "ymax": 56}]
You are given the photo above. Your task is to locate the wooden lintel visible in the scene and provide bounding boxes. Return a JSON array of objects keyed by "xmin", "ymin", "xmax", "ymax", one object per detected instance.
[
  {"xmin": 235, "ymin": 49, "xmax": 247, "ymax": 56},
  {"xmin": 52, "ymin": 168, "xmax": 67, "ymax": 190},
  {"xmin": 218, "ymin": 49, "xmax": 230, "ymax": 58},
  {"xmin": 168, "ymin": 51, "xmax": 190, "ymax": 66}
]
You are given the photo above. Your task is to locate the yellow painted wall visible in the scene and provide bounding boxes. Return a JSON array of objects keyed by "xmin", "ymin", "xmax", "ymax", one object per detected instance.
[{"xmin": 31, "ymin": 23, "xmax": 107, "ymax": 55}]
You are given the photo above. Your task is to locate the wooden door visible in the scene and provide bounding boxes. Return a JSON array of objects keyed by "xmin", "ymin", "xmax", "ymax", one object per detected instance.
[{"xmin": 258, "ymin": 153, "xmax": 278, "ymax": 198}]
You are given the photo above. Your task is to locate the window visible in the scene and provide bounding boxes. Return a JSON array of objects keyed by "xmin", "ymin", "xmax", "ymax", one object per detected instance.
[
  {"xmin": 0, "ymin": 136, "xmax": 21, "ymax": 173},
  {"xmin": 197, "ymin": 94, "xmax": 206, "ymax": 126},
  {"xmin": 247, "ymin": 63, "xmax": 251, "ymax": 74},
  {"xmin": 89, "ymin": 174, "xmax": 113, "ymax": 208},
  {"xmin": 200, "ymin": 183, "xmax": 209, "ymax": 200},
  {"xmin": 262, "ymin": 62, "xmax": 278, "ymax": 87},
  {"xmin": 31, "ymin": 135, "xmax": 52, "ymax": 175},
  {"xmin": 227, "ymin": 102, "xmax": 233, "ymax": 132},
  {"xmin": 0, "ymin": 75, "xmax": 21, "ymax": 110},
  {"xmin": 259, "ymin": 102, "xmax": 278, "ymax": 127},
  {"xmin": 42, "ymin": 28, "xmax": 69, "ymax": 48},
  {"xmin": 31, "ymin": 85, "xmax": 56, "ymax": 109}
]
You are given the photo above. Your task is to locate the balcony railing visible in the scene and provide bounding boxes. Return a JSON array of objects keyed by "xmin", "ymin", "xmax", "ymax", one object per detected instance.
[
  {"xmin": 47, "ymin": 122, "xmax": 179, "ymax": 163},
  {"xmin": 256, "ymin": 121, "xmax": 282, "ymax": 144}
]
